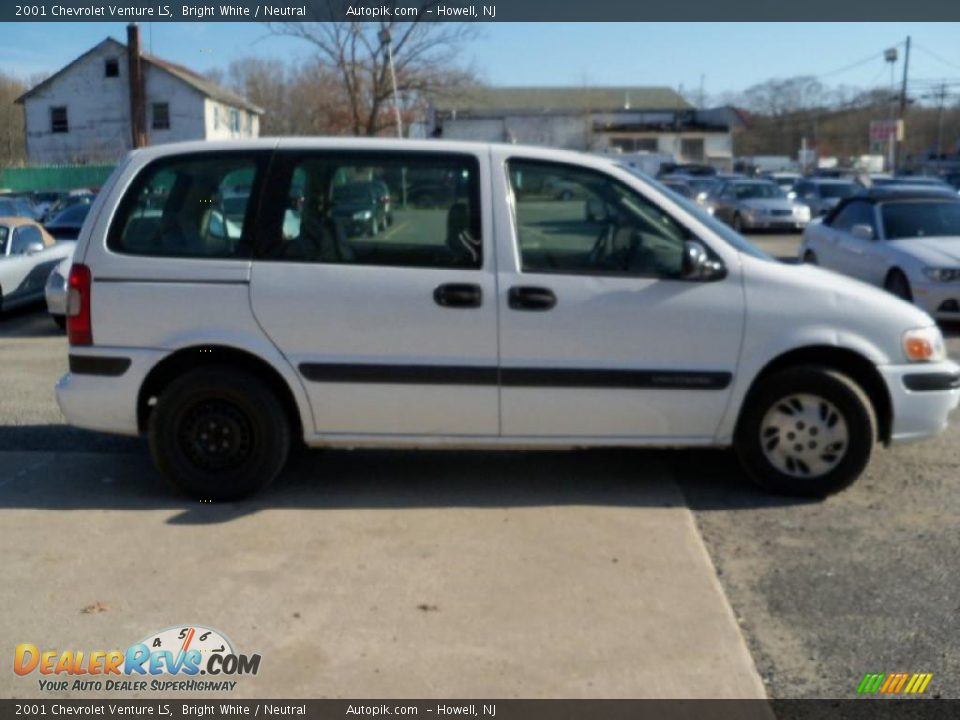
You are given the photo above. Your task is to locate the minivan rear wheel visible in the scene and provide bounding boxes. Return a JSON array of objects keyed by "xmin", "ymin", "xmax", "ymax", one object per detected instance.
[
  {"xmin": 735, "ymin": 366, "xmax": 876, "ymax": 497},
  {"xmin": 148, "ymin": 367, "xmax": 291, "ymax": 500}
]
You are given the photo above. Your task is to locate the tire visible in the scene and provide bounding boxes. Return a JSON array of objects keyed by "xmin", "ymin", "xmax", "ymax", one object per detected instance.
[
  {"xmin": 148, "ymin": 367, "xmax": 291, "ymax": 501},
  {"xmin": 367, "ymin": 218, "xmax": 379, "ymax": 237},
  {"xmin": 735, "ymin": 366, "xmax": 876, "ymax": 497},
  {"xmin": 53, "ymin": 315, "xmax": 66, "ymax": 330},
  {"xmin": 732, "ymin": 214, "xmax": 745, "ymax": 233},
  {"xmin": 803, "ymin": 251, "xmax": 818, "ymax": 265},
  {"xmin": 885, "ymin": 269, "xmax": 913, "ymax": 303}
]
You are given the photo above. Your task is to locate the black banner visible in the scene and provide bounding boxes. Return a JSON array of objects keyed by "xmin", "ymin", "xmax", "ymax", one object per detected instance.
[
  {"xmin": 1, "ymin": 701, "xmax": 960, "ymax": 720},
  {"xmin": 2, "ymin": 0, "xmax": 960, "ymax": 22}
]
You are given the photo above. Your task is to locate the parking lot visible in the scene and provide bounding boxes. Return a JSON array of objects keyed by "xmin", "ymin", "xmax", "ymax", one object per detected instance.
[{"xmin": 1, "ymin": 232, "xmax": 959, "ymax": 699}]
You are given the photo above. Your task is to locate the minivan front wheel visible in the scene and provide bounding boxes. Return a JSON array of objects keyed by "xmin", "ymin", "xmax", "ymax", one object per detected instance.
[
  {"xmin": 735, "ymin": 366, "xmax": 876, "ymax": 497},
  {"xmin": 148, "ymin": 367, "xmax": 291, "ymax": 500}
]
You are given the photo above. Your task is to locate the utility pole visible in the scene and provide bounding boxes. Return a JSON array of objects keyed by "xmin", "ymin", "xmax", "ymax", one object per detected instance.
[{"xmin": 897, "ymin": 36, "xmax": 911, "ymax": 170}]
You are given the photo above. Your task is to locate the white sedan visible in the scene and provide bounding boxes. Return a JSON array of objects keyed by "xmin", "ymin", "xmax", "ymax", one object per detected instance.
[
  {"xmin": 799, "ymin": 191, "xmax": 960, "ymax": 320},
  {"xmin": 0, "ymin": 217, "xmax": 75, "ymax": 314}
]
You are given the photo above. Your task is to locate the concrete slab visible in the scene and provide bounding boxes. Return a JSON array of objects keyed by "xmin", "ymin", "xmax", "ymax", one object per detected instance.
[{"xmin": 0, "ymin": 448, "xmax": 764, "ymax": 699}]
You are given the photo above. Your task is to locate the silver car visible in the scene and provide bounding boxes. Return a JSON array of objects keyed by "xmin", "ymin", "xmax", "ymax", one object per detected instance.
[
  {"xmin": 792, "ymin": 178, "xmax": 862, "ymax": 217},
  {"xmin": 708, "ymin": 179, "xmax": 811, "ymax": 232},
  {"xmin": 799, "ymin": 190, "xmax": 960, "ymax": 320}
]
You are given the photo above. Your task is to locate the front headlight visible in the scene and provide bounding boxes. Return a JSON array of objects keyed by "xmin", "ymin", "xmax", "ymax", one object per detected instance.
[
  {"xmin": 902, "ymin": 326, "xmax": 946, "ymax": 363},
  {"xmin": 353, "ymin": 210, "xmax": 372, "ymax": 221},
  {"xmin": 794, "ymin": 206, "xmax": 811, "ymax": 219},
  {"xmin": 922, "ymin": 267, "xmax": 960, "ymax": 283}
]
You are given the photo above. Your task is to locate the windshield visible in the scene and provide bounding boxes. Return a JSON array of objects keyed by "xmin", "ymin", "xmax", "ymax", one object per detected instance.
[
  {"xmin": 882, "ymin": 201, "xmax": 960, "ymax": 240},
  {"xmin": 0, "ymin": 199, "xmax": 17, "ymax": 215},
  {"xmin": 819, "ymin": 183, "xmax": 859, "ymax": 199},
  {"xmin": 621, "ymin": 166, "xmax": 773, "ymax": 260},
  {"xmin": 733, "ymin": 183, "xmax": 785, "ymax": 200}
]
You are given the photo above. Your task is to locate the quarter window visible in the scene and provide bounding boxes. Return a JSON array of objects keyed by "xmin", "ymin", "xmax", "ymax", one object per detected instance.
[
  {"xmin": 508, "ymin": 159, "xmax": 691, "ymax": 277},
  {"xmin": 108, "ymin": 154, "xmax": 261, "ymax": 258},
  {"xmin": 262, "ymin": 152, "xmax": 482, "ymax": 270}
]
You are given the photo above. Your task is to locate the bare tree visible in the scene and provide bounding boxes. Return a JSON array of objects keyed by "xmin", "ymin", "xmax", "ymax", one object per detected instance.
[
  {"xmin": 0, "ymin": 72, "xmax": 28, "ymax": 166},
  {"xmin": 267, "ymin": 16, "xmax": 477, "ymax": 136}
]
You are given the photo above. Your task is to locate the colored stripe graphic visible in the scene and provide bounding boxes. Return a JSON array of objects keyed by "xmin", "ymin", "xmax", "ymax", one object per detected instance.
[{"xmin": 858, "ymin": 672, "xmax": 932, "ymax": 694}]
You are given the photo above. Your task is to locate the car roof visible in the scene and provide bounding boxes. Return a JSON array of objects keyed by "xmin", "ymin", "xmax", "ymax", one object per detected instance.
[
  {"xmin": 806, "ymin": 177, "xmax": 858, "ymax": 184},
  {"xmin": 824, "ymin": 188, "xmax": 959, "ymax": 223},
  {"xmin": 0, "ymin": 215, "xmax": 40, "ymax": 226}
]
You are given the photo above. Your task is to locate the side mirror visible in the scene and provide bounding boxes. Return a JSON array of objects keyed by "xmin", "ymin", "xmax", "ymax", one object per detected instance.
[
  {"xmin": 682, "ymin": 240, "xmax": 726, "ymax": 281},
  {"xmin": 850, "ymin": 224, "xmax": 874, "ymax": 241},
  {"xmin": 24, "ymin": 242, "xmax": 45, "ymax": 256}
]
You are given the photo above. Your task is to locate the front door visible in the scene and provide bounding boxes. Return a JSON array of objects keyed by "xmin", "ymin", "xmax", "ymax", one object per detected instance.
[
  {"xmin": 249, "ymin": 147, "xmax": 499, "ymax": 437},
  {"xmin": 495, "ymin": 157, "xmax": 744, "ymax": 440}
]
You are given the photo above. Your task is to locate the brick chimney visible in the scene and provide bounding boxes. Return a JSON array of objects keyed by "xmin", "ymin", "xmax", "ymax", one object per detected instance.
[{"xmin": 127, "ymin": 23, "xmax": 147, "ymax": 148}]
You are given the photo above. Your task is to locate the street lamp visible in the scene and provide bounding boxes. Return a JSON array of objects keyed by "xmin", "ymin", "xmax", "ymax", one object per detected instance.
[{"xmin": 378, "ymin": 28, "xmax": 403, "ymax": 139}]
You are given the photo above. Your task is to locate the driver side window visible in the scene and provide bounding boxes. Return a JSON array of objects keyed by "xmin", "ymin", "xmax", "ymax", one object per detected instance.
[
  {"xmin": 11, "ymin": 226, "xmax": 42, "ymax": 255},
  {"xmin": 508, "ymin": 160, "xmax": 692, "ymax": 277}
]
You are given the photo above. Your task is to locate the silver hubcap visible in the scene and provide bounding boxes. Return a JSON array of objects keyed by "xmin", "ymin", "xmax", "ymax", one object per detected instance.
[{"xmin": 760, "ymin": 394, "xmax": 849, "ymax": 478}]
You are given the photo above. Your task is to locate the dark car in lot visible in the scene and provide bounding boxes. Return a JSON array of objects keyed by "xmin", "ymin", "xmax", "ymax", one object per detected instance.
[
  {"xmin": 43, "ymin": 203, "xmax": 93, "ymax": 241},
  {"xmin": 331, "ymin": 182, "xmax": 388, "ymax": 236}
]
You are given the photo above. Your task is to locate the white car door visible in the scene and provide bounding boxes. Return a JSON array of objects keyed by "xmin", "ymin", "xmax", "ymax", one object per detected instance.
[
  {"xmin": 249, "ymin": 145, "xmax": 499, "ymax": 437},
  {"xmin": 494, "ymin": 154, "xmax": 745, "ymax": 440},
  {"xmin": 830, "ymin": 200, "xmax": 883, "ymax": 283}
]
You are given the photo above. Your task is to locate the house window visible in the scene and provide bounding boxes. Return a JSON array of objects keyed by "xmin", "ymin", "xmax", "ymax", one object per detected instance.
[
  {"xmin": 105, "ymin": 58, "xmax": 119, "ymax": 77},
  {"xmin": 680, "ymin": 138, "xmax": 705, "ymax": 162},
  {"xmin": 610, "ymin": 137, "xmax": 659, "ymax": 153},
  {"xmin": 229, "ymin": 109, "xmax": 240, "ymax": 133},
  {"xmin": 152, "ymin": 102, "xmax": 170, "ymax": 130},
  {"xmin": 213, "ymin": 106, "xmax": 219, "ymax": 129},
  {"xmin": 51, "ymin": 106, "xmax": 68, "ymax": 133}
]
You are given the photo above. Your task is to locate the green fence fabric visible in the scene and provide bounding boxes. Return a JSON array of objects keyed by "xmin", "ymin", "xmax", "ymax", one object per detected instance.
[{"xmin": 0, "ymin": 165, "xmax": 116, "ymax": 192}]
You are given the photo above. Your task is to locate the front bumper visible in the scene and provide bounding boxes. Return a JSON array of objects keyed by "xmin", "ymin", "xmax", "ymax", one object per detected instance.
[
  {"xmin": 877, "ymin": 360, "xmax": 960, "ymax": 444},
  {"xmin": 742, "ymin": 214, "xmax": 809, "ymax": 230},
  {"xmin": 45, "ymin": 271, "xmax": 67, "ymax": 316},
  {"xmin": 910, "ymin": 281, "xmax": 960, "ymax": 320}
]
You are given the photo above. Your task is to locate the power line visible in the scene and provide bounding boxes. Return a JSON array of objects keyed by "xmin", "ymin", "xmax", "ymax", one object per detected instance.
[
  {"xmin": 912, "ymin": 43, "xmax": 960, "ymax": 74},
  {"xmin": 814, "ymin": 49, "xmax": 893, "ymax": 80}
]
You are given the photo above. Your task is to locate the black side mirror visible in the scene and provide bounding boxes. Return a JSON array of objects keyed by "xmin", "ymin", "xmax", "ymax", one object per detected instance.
[{"xmin": 682, "ymin": 240, "xmax": 726, "ymax": 281}]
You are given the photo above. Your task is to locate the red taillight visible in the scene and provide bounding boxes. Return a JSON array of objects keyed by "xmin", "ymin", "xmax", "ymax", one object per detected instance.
[{"xmin": 67, "ymin": 263, "xmax": 92, "ymax": 346}]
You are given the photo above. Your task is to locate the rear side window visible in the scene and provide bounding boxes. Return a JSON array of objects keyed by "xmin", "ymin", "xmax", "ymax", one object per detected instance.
[
  {"xmin": 108, "ymin": 154, "xmax": 262, "ymax": 258},
  {"xmin": 0, "ymin": 226, "xmax": 8, "ymax": 254},
  {"xmin": 260, "ymin": 152, "xmax": 482, "ymax": 269}
]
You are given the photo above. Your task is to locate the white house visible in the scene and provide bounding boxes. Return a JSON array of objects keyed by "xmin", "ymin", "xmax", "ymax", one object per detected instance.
[
  {"xmin": 428, "ymin": 87, "xmax": 745, "ymax": 170},
  {"xmin": 16, "ymin": 24, "xmax": 263, "ymax": 164}
]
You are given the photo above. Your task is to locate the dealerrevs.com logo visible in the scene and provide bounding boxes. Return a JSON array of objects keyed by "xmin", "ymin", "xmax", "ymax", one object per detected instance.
[{"xmin": 14, "ymin": 625, "xmax": 261, "ymax": 692}]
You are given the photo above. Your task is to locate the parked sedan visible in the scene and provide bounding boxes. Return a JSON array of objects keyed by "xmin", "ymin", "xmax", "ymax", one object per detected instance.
[
  {"xmin": 331, "ymin": 182, "xmax": 388, "ymax": 236},
  {"xmin": 708, "ymin": 179, "xmax": 811, "ymax": 231},
  {"xmin": 0, "ymin": 217, "xmax": 74, "ymax": 313},
  {"xmin": 799, "ymin": 190, "xmax": 960, "ymax": 319}
]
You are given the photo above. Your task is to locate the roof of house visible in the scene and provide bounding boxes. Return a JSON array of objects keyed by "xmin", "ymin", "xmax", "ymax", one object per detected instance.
[
  {"xmin": 16, "ymin": 38, "xmax": 263, "ymax": 114},
  {"xmin": 432, "ymin": 86, "xmax": 692, "ymax": 115}
]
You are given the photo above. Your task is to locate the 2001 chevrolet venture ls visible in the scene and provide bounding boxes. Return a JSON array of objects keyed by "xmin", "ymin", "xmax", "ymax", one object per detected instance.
[{"xmin": 56, "ymin": 139, "xmax": 960, "ymax": 499}]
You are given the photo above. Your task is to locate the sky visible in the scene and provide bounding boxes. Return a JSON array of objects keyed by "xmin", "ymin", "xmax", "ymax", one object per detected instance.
[{"xmin": 3, "ymin": 22, "xmax": 960, "ymax": 99}]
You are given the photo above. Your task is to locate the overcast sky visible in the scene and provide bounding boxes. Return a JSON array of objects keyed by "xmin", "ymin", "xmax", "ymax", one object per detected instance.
[{"xmin": 4, "ymin": 22, "xmax": 960, "ymax": 97}]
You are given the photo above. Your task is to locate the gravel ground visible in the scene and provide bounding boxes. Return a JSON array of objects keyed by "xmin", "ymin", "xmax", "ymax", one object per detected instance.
[{"xmin": 680, "ymin": 232, "xmax": 960, "ymax": 699}]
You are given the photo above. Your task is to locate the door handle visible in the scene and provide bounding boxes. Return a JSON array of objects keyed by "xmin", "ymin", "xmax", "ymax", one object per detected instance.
[
  {"xmin": 508, "ymin": 286, "xmax": 557, "ymax": 311},
  {"xmin": 433, "ymin": 283, "xmax": 482, "ymax": 308}
]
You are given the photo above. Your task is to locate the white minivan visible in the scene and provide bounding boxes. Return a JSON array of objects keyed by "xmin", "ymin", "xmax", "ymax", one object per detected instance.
[{"xmin": 56, "ymin": 139, "xmax": 960, "ymax": 500}]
